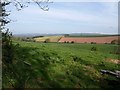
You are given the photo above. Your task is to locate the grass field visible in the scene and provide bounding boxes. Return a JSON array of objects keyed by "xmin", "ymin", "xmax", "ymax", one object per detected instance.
[{"xmin": 3, "ymin": 41, "xmax": 120, "ymax": 88}]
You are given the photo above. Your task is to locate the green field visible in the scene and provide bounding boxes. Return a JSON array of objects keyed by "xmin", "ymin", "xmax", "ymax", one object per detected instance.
[{"xmin": 3, "ymin": 41, "xmax": 120, "ymax": 88}]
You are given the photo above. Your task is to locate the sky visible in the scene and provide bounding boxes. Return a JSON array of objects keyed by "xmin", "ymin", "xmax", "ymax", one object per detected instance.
[{"xmin": 6, "ymin": 1, "xmax": 118, "ymax": 34}]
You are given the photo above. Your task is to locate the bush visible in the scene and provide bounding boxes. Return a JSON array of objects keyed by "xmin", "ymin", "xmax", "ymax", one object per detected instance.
[
  {"xmin": 21, "ymin": 38, "xmax": 35, "ymax": 42},
  {"xmin": 44, "ymin": 38, "xmax": 50, "ymax": 43},
  {"xmin": 71, "ymin": 41, "xmax": 74, "ymax": 43},
  {"xmin": 111, "ymin": 40, "xmax": 118, "ymax": 44},
  {"xmin": 2, "ymin": 29, "xmax": 15, "ymax": 64},
  {"xmin": 91, "ymin": 46, "xmax": 97, "ymax": 51},
  {"xmin": 91, "ymin": 42, "xmax": 96, "ymax": 44},
  {"xmin": 72, "ymin": 56, "xmax": 82, "ymax": 62}
]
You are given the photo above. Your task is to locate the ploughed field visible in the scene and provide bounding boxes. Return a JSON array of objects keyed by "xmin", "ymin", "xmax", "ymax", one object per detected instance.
[
  {"xmin": 59, "ymin": 36, "xmax": 120, "ymax": 44},
  {"xmin": 3, "ymin": 41, "xmax": 120, "ymax": 88}
]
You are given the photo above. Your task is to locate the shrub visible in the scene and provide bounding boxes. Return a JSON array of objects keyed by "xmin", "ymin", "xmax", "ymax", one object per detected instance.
[
  {"xmin": 71, "ymin": 41, "xmax": 74, "ymax": 43},
  {"xmin": 44, "ymin": 38, "xmax": 50, "ymax": 43},
  {"xmin": 2, "ymin": 30, "xmax": 16, "ymax": 64},
  {"xmin": 71, "ymin": 55, "xmax": 82, "ymax": 62},
  {"xmin": 26, "ymin": 37, "xmax": 30, "ymax": 39},
  {"xmin": 21, "ymin": 38, "xmax": 35, "ymax": 42},
  {"xmin": 91, "ymin": 42, "xmax": 96, "ymax": 44},
  {"xmin": 111, "ymin": 40, "xmax": 118, "ymax": 44},
  {"xmin": 91, "ymin": 46, "xmax": 97, "ymax": 51}
]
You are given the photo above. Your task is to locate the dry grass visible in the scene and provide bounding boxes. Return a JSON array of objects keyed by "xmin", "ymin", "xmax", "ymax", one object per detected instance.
[
  {"xmin": 34, "ymin": 36, "xmax": 64, "ymax": 42},
  {"xmin": 105, "ymin": 58, "xmax": 120, "ymax": 64}
]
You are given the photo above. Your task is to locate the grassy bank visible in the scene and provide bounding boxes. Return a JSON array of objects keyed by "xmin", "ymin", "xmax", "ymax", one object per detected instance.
[{"xmin": 3, "ymin": 41, "xmax": 120, "ymax": 88}]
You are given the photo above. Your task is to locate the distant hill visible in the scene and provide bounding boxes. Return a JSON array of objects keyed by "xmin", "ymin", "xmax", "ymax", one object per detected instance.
[
  {"xmin": 13, "ymin": 33, "xmax": 119, "ymax": 38},
  {"xmin": 13, "ymin": 33, "xmax": 64, "ymax": 37},
  {"xmin": 67, "ymin": 33, "xmax": 119, "ymax": 37}
]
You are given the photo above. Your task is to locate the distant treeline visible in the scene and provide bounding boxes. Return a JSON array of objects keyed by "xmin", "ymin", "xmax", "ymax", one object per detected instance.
[
  {"xmin": 65, "ymin": 34, "xmax": 120, "ymax": 37},
  {"xmin": 32, "ymin": 36, "xmax": 44, "ymax": 38}
]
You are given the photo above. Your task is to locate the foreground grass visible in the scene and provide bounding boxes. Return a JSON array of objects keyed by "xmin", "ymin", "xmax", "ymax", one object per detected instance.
[{"xmin": 3, "ymin": 41, "xmax": 120, "ymax": 88}]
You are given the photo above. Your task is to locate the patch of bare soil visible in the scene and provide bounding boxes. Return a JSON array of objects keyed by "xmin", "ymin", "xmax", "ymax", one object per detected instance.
[
  {"xmin": 59, "ymin": 36, "xmax": 120, "ymax": 44},
  {"xmin": 83, "ymin": 65, "xmax": 102, "ymax": 78},
  {"xmin": 106, "ymin": 58, "xmax": 120, "ymax": 64}
]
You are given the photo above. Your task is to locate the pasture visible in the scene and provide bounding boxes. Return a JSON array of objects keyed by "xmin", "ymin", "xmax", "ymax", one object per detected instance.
[{"xmin": 3, "ymin": 40, "xmax": 120, "ymax": 88}]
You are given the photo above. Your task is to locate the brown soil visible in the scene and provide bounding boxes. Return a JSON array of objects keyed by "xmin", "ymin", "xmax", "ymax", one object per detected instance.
[
  {"xmin": 59, "ymin": 36, "xmax": 120, "ymax": 44},
  {"xmin": 105, "ymin": 58, "xmax": 120, "ymax": 64}
]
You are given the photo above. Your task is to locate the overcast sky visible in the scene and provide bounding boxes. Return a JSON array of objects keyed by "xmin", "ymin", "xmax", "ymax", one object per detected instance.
[{"xmin": 6, "ymin": 1, "xmax": 118, "ymax": 34}]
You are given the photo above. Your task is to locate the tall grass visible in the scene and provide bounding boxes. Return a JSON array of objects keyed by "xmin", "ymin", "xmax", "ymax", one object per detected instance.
[{"xmin": 3, "ymin": 40, "xmax": 120, "ymax": 88}]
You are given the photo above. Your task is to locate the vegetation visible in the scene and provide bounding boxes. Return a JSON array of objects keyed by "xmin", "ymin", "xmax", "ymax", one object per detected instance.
[
  {"xmin": 33, "ymin": 36, "xmax": 44, "ymax": 38},
  {"xmin": 21, "ymin": 37, "xmax": 35, "ymax": 42},
  {"xmin": 0, "ymin": 1, "xmax": 52, "ymax": 89},
  {"xmin": 44, "ymin": 38, "xmax": 50, "ymax": 43},
  {"xmin": 66, "ymin": 34, "xmax": 120, "ymax": 37},
  {"xmin": 1, "ymin": 1, "xmax": 120, "ymax": 89},
  {"xmin": 3, "ymin": 40, "xmax": 120, "ymax": 88},
  {"xmin": 111, "ymin": 40, "xmax": 120, "ymax": 45},
  {"xmin": 71, "ymin": 41, "xmax": 74, "ymax": 43},
  {"xmin": 91, "ymin": 46, "xmax": 97, "ymax": 51},
  {"xmin": 91, "ymin": 42, "xmax": 96, "ymax": 44}
]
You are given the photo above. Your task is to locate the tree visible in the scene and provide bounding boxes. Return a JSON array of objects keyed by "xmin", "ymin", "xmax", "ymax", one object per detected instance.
[
  {"xmin": 64, "ymin": 34, "xmax": 69, "ymax": 37},
  {"xmin": 0, "ymin": 0, "xmax": 52, "ymax": 89}
]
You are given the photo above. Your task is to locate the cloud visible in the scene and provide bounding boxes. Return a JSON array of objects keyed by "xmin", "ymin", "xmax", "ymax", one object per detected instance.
[
  {"xmin": 15, "ymin": 2, "xmax": 117, "ymax": 28},
  {"xmin": 8, "ymin": 2, "xmax": 118, "ymax": 34},
  {"xmin": 4, "ymin": 0, "xmax": 119, "ymax": 2},
  {"xmin": 55, "ymin": 0, "xmax": 119, "ymax": 2}
]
